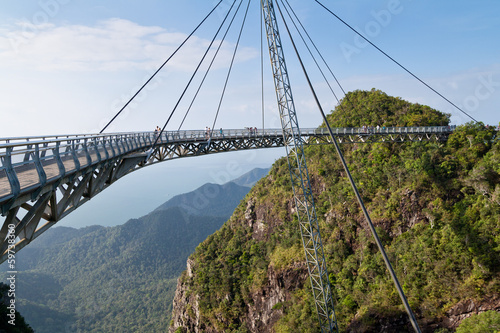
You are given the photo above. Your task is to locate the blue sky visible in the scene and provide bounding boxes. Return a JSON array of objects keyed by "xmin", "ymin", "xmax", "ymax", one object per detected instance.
[{"xmin": 1, "ymin": 0, "xmax": 498, "ymax": 227}]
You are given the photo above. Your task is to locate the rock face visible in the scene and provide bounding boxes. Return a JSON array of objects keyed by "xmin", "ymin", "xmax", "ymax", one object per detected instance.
[
  {"xmin": 169, "ymin": 262, "xmax": 308, "ymax": 333},
  {"xmin": 245, "ymin": 263, "xmax": 308, "ymax": 332},
  {"xmin": 169, "ymin": 188, "xmax": 308, "ymax": 333},
  {"xmin": 170, "ymin": 273, "xmax": 202, "ymax": 333},
  {"xmin": 167, "ymin": 109, "xmax": 500, "ymax": 332},
  {"xmin": 168, "ymin": 183, "xmax": 500, "ymax": 332},
  {"xmin": 440, "ymin": 296, "xmax": 500, "ymax": 330}
]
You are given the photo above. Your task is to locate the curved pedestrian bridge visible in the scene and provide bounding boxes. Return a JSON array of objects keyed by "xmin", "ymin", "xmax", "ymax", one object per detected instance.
[{"xmin": 0, "ymin": 126, "xmax": 455, "ymax": 262}]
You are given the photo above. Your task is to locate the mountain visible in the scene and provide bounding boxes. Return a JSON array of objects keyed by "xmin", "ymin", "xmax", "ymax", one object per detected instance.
[
  {"xmin": 0, "ymin": 283, "xmax": 34, "ymax": 333},
  {"xmin": 0, "ymin": 168, "xmax": 270, "ymax": 332},
  {"xmin": 232, "ymin": 167, "xmax": 270, "ymax": 187},
  {"xmin": 155, "ymin": 182, "xmax": 251, "ymax": 217},
  {"xmin": 169, "ymin": 89, "xmax": 500, "ymax": 332},
  {"xmin": 155, "ymin": 168, "xmax": 269, "ymax": 217}
]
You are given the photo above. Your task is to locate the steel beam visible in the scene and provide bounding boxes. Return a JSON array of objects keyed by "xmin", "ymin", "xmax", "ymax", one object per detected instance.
[
  {"xmin": 261, "ymin": 0, "xmax": 338, "ymax": 331},
  {"xmin": 0, "ymin": 127, "xmax": 458, "ymax": 263}
]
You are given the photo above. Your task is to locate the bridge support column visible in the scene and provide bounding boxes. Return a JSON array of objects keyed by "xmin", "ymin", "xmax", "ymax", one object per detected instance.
[{"xmin": 261, "ymin": 1, "xmax": 338, "ymax": 331}]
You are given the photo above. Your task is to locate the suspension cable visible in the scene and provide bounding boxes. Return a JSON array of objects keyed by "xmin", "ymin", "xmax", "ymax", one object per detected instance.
[
  {"xmin": 99, "ymin": 0, "xmax": 224, "ymax": 133},
  {"xmin": 314, "ymin": 0, "xmax": 477, "ymax": 123},
  {"xmin": 275, "ymin": 1, "xmax": 422, "ymax": 332},
  {"xmin": 279, "ymin": 0, "xmax": 342, "ymax": 106},
  {"xmin": 282, "ymin": 0, "xmax": 357, "ymax": 113},
  {"xmin": 151, "ymin": 0, "xmax": 238, "ymax": 149},
  {"xmin": 261, "ymin": 0, "xmax": 265, "ymax": 133},
  {"xmin": 177, "ymin": 0, "xmax": 243, "ymax": 131},
  {"xmin": 209, "ymin": 0, "xmax": 253, "ymax": 141}
]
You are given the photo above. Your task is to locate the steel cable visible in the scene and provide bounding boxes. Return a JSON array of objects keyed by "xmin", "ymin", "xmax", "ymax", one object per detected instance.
[
  {"xmin": 177, "ymin": 0, "xmax": 244, "ymax": 131},
  {"xmin": 99, "ymin": 0, "xmax": 224, "ymax": 133},
  {"xmin": 314, "ymin": 0, "xmax": 477, "ymax": 123},
  {"xmin": 208, "ymin": 0, "xmax": 253, "ymax": 142},
  {"xmin": 150, "ymin": 0, "xmax": 238, "ymax": 149},
  {"xmin": 275, "ymin": 0, "xmax": 422, "ymax": 331}
]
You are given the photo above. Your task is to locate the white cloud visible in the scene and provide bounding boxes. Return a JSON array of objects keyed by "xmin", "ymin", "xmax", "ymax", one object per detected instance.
[{"xmin": 0, "ymin": 18, "xmax": 257, "ymax": 72}]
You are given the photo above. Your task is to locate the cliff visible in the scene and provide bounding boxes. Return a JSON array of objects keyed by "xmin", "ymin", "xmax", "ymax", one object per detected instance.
[{"xmin": 170, "ymin": 89, "xmax": 500, "ymax": 332}]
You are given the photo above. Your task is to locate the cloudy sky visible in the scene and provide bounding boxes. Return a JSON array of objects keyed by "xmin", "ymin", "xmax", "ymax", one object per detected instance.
[{"xmin": 1, "ymin": 0, "xmax": 498, "ymax": 227}]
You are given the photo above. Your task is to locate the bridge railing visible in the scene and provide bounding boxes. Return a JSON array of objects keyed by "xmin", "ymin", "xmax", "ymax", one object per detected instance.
[
  {"xmin": 310, "ymin": 125, "xmax": 456, "ymax": 135},
  {"xmin": 0, "ymin": 126, "xmax": 456, "ymax": 201}
]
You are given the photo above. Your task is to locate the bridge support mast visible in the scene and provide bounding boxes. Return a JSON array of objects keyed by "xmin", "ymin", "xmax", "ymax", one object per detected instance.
[{"xmin": 260, "ymin": 0, "xmax": 338, "ymax": 331}]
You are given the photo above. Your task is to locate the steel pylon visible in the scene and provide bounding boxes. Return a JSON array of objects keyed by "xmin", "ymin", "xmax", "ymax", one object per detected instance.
[{"xmin": 260, "ymin": 0, "xmax": 338, "ymax": 331}]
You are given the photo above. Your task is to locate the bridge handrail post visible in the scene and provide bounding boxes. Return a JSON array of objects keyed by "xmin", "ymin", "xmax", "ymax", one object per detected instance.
[
  {"xmin": 112, "ymin": 137, "xmax": 120, "ymax": 157},
  {"xmin": 93, "ymin": 137, "xmax": 102, "ymax": 163},
  {"xmin": 70, "ymin": 140, "xmax": 81, "ymax": 172},
  {"xmin": 23, "ymin": 142, "xmax": 32, "ymax": 163},
  {"xmin": 123, "ymin": 134, "xmax": 130, "ymax": 152},
  {"xmin": 118, "ymin": 135, "xmax": 126, "ymax": 154},
  {"xmin": 124, "ymin": 135, "xmax": 130, "ymax": 151},
  {"xmin": 136, "ymin": 133, "xmax": 143, "ymax": 150},
  {"xmin": 129, "ymin": 134, "xmax": 137, "ymax": 150},
  {"xmin": 32, "ymin": 143, "xmax": 47, "ymax": 198},
  {"xmin": 135, "ymin": 133, "xmax": 141, "ymax": 149},
  {"xmin": 53, "ymin": 141, "xmax": 65, "ymax": 181},
  {"xmin": 120, "ymin": 135, "xmax": 126, "ymax": 153},
  {"xmin": 40, "ymin": 141, "xmax": 48, "ymax": 158},
  {"xmin": 102, "ymin": 137, "xmax": 110, "ymax": 160},
  {"xmin": 3, "ymin": 147, "xmax": 21, "ymax": 205},
  {"xmin": 83, "ymin": 139, "xmax": 91, "ymax": 167},
  {"xmin": 123, "ymin": 134, "xmax": 131, "ymax": 153},
  {"xmin": 117, "ymin": 136, "xmax": 125, "ymax": 156}
]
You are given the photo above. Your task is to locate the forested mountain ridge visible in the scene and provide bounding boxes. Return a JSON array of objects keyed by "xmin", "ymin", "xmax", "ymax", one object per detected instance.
[
  {"xmin": 0, "ymin": 168, "xmax": 269, "ymax": 332},
  {"xmin": 170, "ymin": 89, "xmax": 500, "ymax": 332},
  {"xmin": 155, "ymin": 182, "xmax": 252, "ymax": 217}
]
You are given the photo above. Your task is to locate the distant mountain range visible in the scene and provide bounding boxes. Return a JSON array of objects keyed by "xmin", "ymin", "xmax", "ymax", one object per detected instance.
[
  {"xmin": 0, "ymin": 167, "xmax": 269, "ymax": 332},
  {"xmin": 155, "ymin": 167, "xmax": 269, "ymax": 217}
]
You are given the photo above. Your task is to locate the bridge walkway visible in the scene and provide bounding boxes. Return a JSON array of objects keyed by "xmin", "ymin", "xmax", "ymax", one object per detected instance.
[{"xmin": 0, "ymin": 126, "xmax": 454, "ymax": 263}]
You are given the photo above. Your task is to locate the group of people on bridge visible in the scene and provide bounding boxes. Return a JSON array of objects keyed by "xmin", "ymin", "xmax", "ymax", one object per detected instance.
[
  {"xmin": 362, "ymin": 125, "xmax": 384, "ymax": 133},
  {"xmin": 205, "ymin": 127, "xmax": 225, "ymax": 139},
  {"xmin": 247, "ymin": 127, "xmax": 259, "ymax": 135}
]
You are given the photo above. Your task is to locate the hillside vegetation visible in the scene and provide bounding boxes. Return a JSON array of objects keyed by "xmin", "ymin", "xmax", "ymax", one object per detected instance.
[
  {"xmin": 170, "ymin": 89, "xmax": 500, "ymax": 332},
  {"xmin": 1, "ymin": 177, "xmax": 260, "ymax": 332}
]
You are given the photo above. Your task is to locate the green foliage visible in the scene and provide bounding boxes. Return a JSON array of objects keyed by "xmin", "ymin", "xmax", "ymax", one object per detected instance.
[
  {"xmin": 456, "ymin": 311, "xmax": 500, "ymax": 333},
  {"xmin": 174, "ymin": 89, "xmax": 500, "ymax": 332},
  {"xmin": 269, "ymin": 243, "xmax": 303, "ymax": 270},
  {"xmin": 274, "ymin": 289, "xmax": 320, "ymax": 333},
  {"xmin": 324, "ymin": 88, "xmax": 450, "ymax": 128},
  {"xmin": 0, "ymin": 283, "xmax": 35, "ymax": 333},
  {"xmin": 1, "ymin": 206, "xmax": 230, "ymax": 333}
]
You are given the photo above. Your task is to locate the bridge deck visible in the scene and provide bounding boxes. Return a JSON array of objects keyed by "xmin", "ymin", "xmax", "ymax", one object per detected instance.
[
  {"xmin": 0, "ymin": 126, "xmax": 456, "ymax": 263},
  {"xmin": 0, "ymin": 126, "xmax": 454, "ymax": 204}
]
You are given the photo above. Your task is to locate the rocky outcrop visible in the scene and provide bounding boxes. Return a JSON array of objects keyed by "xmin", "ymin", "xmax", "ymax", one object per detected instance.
[
  {"xmin": 246, "ymin": 263, "xmax": 308, "ymax": 332},
  {"xmin": 169, "ymin": 262, "xmax": 308, "ymax": 333},
  {"xmin": 439, "ymin": 296, "xmax": 500, "ymax": 331},
  {"xmin": 169, "ymin": 271, "xmax": 202, "ymax": 333},
  {"xmin": 344, "ymin": 296, "xmax": 500, "ymax": 332}
]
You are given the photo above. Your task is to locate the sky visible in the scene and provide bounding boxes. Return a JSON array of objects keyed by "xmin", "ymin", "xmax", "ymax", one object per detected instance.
[{"xmin": 0, "ymin": 0, "xmax": 499, "ymax": 227}]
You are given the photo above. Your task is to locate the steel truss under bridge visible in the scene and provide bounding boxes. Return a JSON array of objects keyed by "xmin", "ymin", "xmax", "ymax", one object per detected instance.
[{"xmin": 0, "ymin": 125, "xmax": 454, "ymax": 264}]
